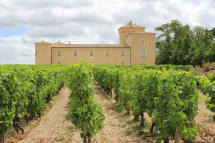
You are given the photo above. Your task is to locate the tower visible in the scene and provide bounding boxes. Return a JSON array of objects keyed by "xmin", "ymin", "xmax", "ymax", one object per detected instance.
[
  {"xmin": 118, "ymin": 21, "xmax": 156, "ymax": 65},
  {"xmin": 118, "ymin": 21, "xmax": 146, "ymax": 45}
]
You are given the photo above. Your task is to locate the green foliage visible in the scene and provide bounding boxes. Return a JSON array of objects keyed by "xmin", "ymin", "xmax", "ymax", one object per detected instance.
[
  {"xmin": 0, "ymin": 63, "xmax": 104, "ymax": 143},
  {"xmin": 211, "ymin": 27, "xmax": 215, "ymax": 39},
  {"xmin": 101, "ymin": 64, "xmax": 193, "ymax": 71},
  {"xmin": 94, "ymin": 65, "xmax": 199, "ymax": 142},
  {"xmin": 0, "ymin": 65, "xmax": 67, "ymax": 141},
  {"xmin": 198, "ymin": 74, "xmax": 215, "ymax": 119},
  {"xmin": 66, "ymin": 62, "xmax": 105, "ymax": 142},
  {"xmin": 0, "ymin": 71, "xmax": 17, "ymax": 140},
  {"xmin": 93, "ymin": 67, "xmax": 115, "ymax": 95},
  {"xmin": 156, "ymin": 20, "xmax": 215, "ymax": 66},
  {"xmin": 118, "ymin": 71, "xmax": 137, "ymax": 114},
  {"xmin": 153, "ymin": 71, "xmax": 198, "ymax": 141},
  {"xmin": 67, "ymin": 99, "xmax": 104, "ymax": 137},
  {"xmin": 0, "ymin": 63, "xmax": 202, "ymax": 142}
]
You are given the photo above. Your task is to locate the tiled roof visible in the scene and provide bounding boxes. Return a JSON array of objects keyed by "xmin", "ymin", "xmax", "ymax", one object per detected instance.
[{"xmin": 51, "ymin": 44, "xmax": 130, "ymax": 48}]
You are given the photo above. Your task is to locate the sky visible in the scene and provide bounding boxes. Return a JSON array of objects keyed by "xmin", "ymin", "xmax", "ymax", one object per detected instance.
[{"xmin": 0, "ymin": 0, "xmax": 215, "ymax": 64}]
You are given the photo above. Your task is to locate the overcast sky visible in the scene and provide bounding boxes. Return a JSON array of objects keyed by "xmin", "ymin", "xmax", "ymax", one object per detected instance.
[{"xmin": 0, "ymin": 0, "xmax": 214, "ymax": 64}]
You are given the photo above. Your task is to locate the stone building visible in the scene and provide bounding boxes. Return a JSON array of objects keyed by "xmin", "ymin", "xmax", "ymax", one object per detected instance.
[{"xmin": 35, "ymin": 21, "xmax": 156, "ymax": 65}]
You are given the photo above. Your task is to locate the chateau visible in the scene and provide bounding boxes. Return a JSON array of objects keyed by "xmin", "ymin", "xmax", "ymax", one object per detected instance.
[{"xmin": 35, "ymin": 21, "xmax": 156, "ymax": 65}]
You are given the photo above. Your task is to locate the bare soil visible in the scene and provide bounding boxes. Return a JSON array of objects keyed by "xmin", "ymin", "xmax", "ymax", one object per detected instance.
[
  {"xmin": 92, "ymin": 84, "xmax": 148, "ymax": 143},
  {"xmin": 16, "ymin": 87, "xmax": 74, "ymax": 143},
  {"xmin": 194, "ymin": 94, "xmax": 215, "ymax": 143}
]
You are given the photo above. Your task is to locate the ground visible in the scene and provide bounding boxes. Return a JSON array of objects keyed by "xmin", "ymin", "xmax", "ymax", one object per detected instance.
[
  {"xmin": 194, "ymin": 94, "xmax": 215, "ymax": 142},
  {"xmin": 4, "ymin": 85, "xmax": 215, "ymax": 143}
]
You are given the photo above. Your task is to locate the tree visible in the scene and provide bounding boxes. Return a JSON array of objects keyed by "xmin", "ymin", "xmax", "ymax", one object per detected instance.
[
  {"xmin": 170, "ymin": 25, "xmax": 194, "ymax": 65},
  {"xmin": 210, "ymin": 27, "xmax": 215, "ymax": 39},
  {"xmin": 156, "ymin": 20, "xmax": 215, "ymax": 66},
  {"xmin": 155, "ymin": 20, "xmax": 182, "ymax": 64}
]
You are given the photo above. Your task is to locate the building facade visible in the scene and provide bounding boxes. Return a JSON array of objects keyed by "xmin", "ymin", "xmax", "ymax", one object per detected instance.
[{"xmin": 35, "ymin": 21, "xmax": 156, "ymax": 65}]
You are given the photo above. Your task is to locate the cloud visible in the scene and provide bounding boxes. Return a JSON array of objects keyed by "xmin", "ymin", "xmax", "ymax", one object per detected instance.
[
  {"xmin": 0, "ymin": 36, "xmax": 35, "ymax": 64},
  {"xmin": 0, "ymin": 0, "xmax": 214, "ymax": 64}
]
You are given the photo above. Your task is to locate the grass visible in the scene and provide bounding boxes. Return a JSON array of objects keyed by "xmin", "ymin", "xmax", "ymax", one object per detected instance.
[
  {"xmin": 121, "ymin": 123, "xmax": 127, "ymax": 128},
  {"xmin": 198, "ymin": 94, "xmax": 210, "ymax": 103},
  {"xmin": 113, "ymin": 104, "xmax": 124, "ymax": 113},
  {"xmin": 118, "ymin": 117, "xmax": 123, "ymax": 123},
  {"xmin": 208, "ymin": 113, "xmax": 215, "ymax": 120},
  {"xmin": 144, "ymin": 120, "xmax": 151, "ymax": 130}
]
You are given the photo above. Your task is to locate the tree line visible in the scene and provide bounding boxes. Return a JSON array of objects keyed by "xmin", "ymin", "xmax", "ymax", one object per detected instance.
[{"xmin": 156, "ymin": 20, "xmax": 215, "ymax": 66}]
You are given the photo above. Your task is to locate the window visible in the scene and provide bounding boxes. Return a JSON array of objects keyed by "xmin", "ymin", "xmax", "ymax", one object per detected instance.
[
  {"xmin": 57, "ymin": 49, "xmax": 61, "ymax": 56},
  {"xmin": 141, "ymin": 49, "xmax": 146, "ymax": 58},
  {"xmin": 57, "ymin": 61, "xmax": 61, "ymax": 64},
  {"xmin": 90, "ymin": 50, "xmax": 94, "ymax": 57},
  {"xmin": 106, "ymin": 49, "xmax": 109, "ymax": 56},
  {"xmin": 106, "ymin": 61, "xmax": 110, "ymax": 65},
  {"xmin": 142, "ymin": 40, "xmax": 145, "ymax": 45},
  {"xmin": 35, "ymin": 50, "xmax": 37, "ymax": 56},
  {"xmin": 74, "ymin": 50, "xmax": 77, "ymax": 56},
  {"xmin": 121, "ymin": 50, "xmax": 125, "ymax": 56},
  {"xmin": 121, "ymin": 61, "xmax": 125, "ymax": 65}
]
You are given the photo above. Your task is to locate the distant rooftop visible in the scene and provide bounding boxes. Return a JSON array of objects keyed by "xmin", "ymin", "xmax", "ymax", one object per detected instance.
[
  {"xmin": 36, "ymin": 21, "xmax": 151, "ymax": 47},
  {"xmin": 118, "ymin": 21, "xmax": 145, "ymax": 30},
  {"xmin": 52, "ymin": 43, "xmax": 130, "ymax": 48}
]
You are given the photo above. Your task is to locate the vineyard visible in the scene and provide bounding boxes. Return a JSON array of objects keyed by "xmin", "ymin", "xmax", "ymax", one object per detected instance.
[{"xmin": 0, "ymin": 63, "xmax": 215, "ymax": 143}]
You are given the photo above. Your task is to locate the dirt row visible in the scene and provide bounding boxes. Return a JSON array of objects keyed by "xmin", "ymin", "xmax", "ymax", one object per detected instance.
[{"xmin": 5, "ymin": 85, "xmax": 145, "ymax": 143}]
